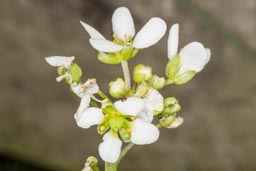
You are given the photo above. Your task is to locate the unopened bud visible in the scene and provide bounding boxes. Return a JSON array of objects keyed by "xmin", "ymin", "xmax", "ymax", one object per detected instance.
[
  {"xmin": 167, "ymin": 117, "xmax": 184, "ymax": 128},
  {"xmin": 133, "ymin": 64, "xmax": 152, "ymax": 83},
  {"xmin": 109, "ymin": 78, "xmax": 127, "ymax": 98},
  {"xmin": 148, "ymin": 75, "xmax": 165, "ymax": 90},
  {"xmin": 162, "ymin": 97, "xmax": 181, "ymax": 115},
  {"xmin": 159, "ymin": 114, "xmax": 175, "ymax": 127}
]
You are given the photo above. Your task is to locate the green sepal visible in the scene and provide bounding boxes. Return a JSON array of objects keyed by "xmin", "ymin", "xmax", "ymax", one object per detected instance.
[
  {"xmin": 98, "ymin": 52, "xmax": 121, "ymax": 64},
  {"xmin": 131, "ymin": 48, "xmax": 139, "ymax": 58},
  {"xmin": 119, "ymin": 128, "xmax": 131, "ymax": 143},
  {"xmin": 97, "ymin": 124, "xmax": 109, "ymax": 135},
  {"xmin": 121, "ymin": 46, "xmax": 134, "ymax": 61},
  {"xmin": 165, "ymin": 54, "xmax": 180, "ymax": 79},
  {"xmin": 134, "ymin": 82, "xmax": 149, "ymax": 97},
  {"xmin": 102, "ymin": 105, "xmax": 117, "ymax": 115},
  {"xmin": 173, "ymin": 71, "xmax": 196, "ymax": 85},
  {"xmin": 68, "ymin": 63, "xmax": 82, "ymax": 83},
  {"xmin": 159, "ymin": 113, "xmax": 176, "ymax": 127}
]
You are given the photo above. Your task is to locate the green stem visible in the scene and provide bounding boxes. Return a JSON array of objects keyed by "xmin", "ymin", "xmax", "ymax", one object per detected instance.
[
  {"xmin": 117, "ymin": 143, "xmax": 134, "ymax": 165},
  {"xmin": 105, "ymin": 162, "xmax": 117, "ymax": 171},
  {"xmin": 121, "ymin": 61, "xmax": 131, "ymax": 90}
]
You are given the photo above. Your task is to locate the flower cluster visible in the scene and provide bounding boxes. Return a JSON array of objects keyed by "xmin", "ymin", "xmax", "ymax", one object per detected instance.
[{"xmin": 45, "ymin": 6, "xmax": 210, "ymax": 167}]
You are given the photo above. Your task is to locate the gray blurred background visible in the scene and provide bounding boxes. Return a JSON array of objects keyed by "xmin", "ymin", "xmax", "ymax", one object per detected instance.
[{"xmin": 1, "ymin": 0, "xmax": 256, "ymax": 170}]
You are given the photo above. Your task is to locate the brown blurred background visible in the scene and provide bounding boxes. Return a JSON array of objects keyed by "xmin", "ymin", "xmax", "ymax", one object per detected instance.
[{"xmin": 1, "ymin": 0, "xmax": 256, "ymax": 170}]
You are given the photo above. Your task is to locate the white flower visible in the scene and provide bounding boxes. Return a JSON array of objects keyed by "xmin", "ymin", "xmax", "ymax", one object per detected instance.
[
  {"xmin": 73, "ymin": 79, "xmax": 102, "ymax": 128},
  {"xmin": 168, "ymin": 24, "xmax": 211, "ymax": 74},
  {"xmin": 80, "ymin": 7, "xmax": 167, "ymax": 53},
  {"xmin": 45, "ymin": 56, "xmax": 75, "ymax": 82},
  {"xmin": 98, "ymin": 96, "xmax": 160, "ymax": 163}
]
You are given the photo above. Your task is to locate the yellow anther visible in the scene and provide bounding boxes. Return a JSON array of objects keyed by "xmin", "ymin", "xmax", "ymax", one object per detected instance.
[
  {"xmin": 100, "ymin": 126, "xmax": 106, "ymax": 131},
  {"xmin": 130, "ymin": 116, "xmax": 136, "ymax": 121},
  {"xmin": 116, "ymin": 112, "xmax": 121, "ymax": 116},
  {"xmin": 113, "ymin": 132, "xmax": 118, "ymax": 137},
  {"xmin": 105, "ymin": 114, "xmax": 110, "ymax": 118},
  {"xmin": 126, "ymin": 128, "xmax": 131, "ymax": 133}
]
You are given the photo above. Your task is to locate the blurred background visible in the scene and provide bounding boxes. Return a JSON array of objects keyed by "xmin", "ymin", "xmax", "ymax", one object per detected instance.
[{"xmin": 1, "ymin": 0, "xmax": 256, "ymax": 170}]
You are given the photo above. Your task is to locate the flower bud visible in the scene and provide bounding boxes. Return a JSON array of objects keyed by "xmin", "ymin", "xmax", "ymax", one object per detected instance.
[
  {"xmin": 167, "ymin": 117, "xmax": 184, "ymax": 129},
  {"xmin": 162, "ymin": 97, "xmax": 181, "ymax": 115},
  {"xmin": 148, "ymin": 75, "xmax": 165, "ymax": 90},
  {"xmin": 173, "ymin": 71, "xmax": 196, "ymax": 85},
  {"xmin": 68, "ymin": 63, "xmax": 83, "ymax": 83},
  {"xmin": 159, "ymin": 114, "xmax": 175, "ymax": 127},
  {"xmin": 165, "ymin": 54, "xmax": 180, "ymax": 80},
  {"xmin": 133, "ymin": 64, "xmax": 152, "ymax": 83},
  {"xmin": 109, "ymin": 78, "xmax": 127, "ymax": 98}
]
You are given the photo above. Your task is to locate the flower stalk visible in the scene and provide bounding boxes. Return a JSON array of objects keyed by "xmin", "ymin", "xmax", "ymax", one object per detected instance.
[{"xmin": 121, "ymin": 61, "xmax": 131, "ymax": 90}]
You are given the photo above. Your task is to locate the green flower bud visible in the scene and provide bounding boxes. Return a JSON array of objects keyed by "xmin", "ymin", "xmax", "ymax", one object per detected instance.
[
  {"xmin": 162, "ymin": 97, "xmax": 181, "ymax": 115},
  {"xmin": 119, "ymin": 127, "xmax": 131, "ymax": 142},
  {"xmin": 109, "ymin": 78, "xmax": 127, "ymax": 98},
  {"xmin": 173, "ymin": 71, "xmax": 196, "ymax": 85},
  {"xmin": 165, "ymin": 54, "xmax": 180, "ymax": 80},
  {"xmin": 68, "ymin": 63, "xmax": 82, "ymax": 83},
  {"xmin": 133, "ymin": 64, "xmax": 152, "ymax": 83},
  {"xmin": 148, "ymin": 75, "xmax": 166, "ymax": 90},
  {"xmin": 98, "ymin": 52, "xmax": 121, "ymax": 64},
  {"xmin": 159, "ymin": 113, "xmax": 176, "ymax": 127}
]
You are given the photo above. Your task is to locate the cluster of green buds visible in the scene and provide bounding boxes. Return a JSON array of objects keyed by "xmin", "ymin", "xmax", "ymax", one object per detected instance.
[{"xmin": 45, "ymin": 6, "xmax": 210, "ymax": 171}]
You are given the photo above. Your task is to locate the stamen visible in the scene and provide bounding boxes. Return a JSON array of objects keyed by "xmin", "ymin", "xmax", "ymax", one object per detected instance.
[
  {"xmin": 100, "ymin": 126, "xmax": 105, "ymax": 131},
  {"xmin": 126, "ymin": 128, "xmax": 131, "ymax": 133},
  {"xmin": 104, "ymin": 113, "xmax": 110, "ymax": 118},
  {"xmin": 116, "ymin": 112, "xmax": 121, "ymax": 116},
  {"xmin": 113, "ymin": 132, "xmax": 118, "ymax": 137},
  {"xmin": 130, "ymin": 116, "xmax": 136, "ymax": 121}
]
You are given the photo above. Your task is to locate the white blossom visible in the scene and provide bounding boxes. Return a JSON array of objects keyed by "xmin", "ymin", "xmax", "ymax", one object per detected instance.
[
  {"xmin": 168, "ymin": 24, "xmax": 211, "ymax": 74},
  {"xmin": 80, "ymin": 7, "xmax": 166, "ymax": 53}
]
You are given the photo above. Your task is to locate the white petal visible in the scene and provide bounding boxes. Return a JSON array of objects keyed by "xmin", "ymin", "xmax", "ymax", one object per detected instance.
[
  {"xmin": 114, "ymin": 97, "xmax": 145, "ymax": 116},
  {"xmin": 83, "ymin": 79, "xmax": 99, "ymax": 95},
  {"xmin": 167, "ymin": 117, "xmax": 184, "ymax": 129},
  {"xmin": 168, "ymin": 24, "xmax": 179, "ymax": 59},
  {"xmin": 112, "ymin": 7, "xmax": 135, "ymax": 41},
  {"xmin": 80, "ymin": 21, "xmax": 105, "ymax": 39},
  {"xmin": 144, "ymin": 88, "xmax": 164, "ymax": 114},
  {"xmin": 131, "ymin": 119, "xmax": 159, "ymax": 145},
  {"xmin": 71, "ymin": 83, "xmax": 84, "ymax": 97},
  {"xmin": 45, "ymin": 56, "xmax": 75, "ymax": 68},
  {"xmin": 205, "ymin": 48, "xmax": 211, "ymax": 64},
  {"xmin": 75, "ymin": 107, "xmax": 104, "ymax": 129},
  {"xmin": 99, "ymin": 132, "xmax": 122, "ymax": 163},
  {"xmin": 137, "ymin": 111, "xmax": 153, "ymax": 123},
  {"xmin": 74, "ymin": 95, "xmax": 91, "ymax": 120},
  {"xmin": 89, "ymin": 39, "xmax": 123, "ymax": 52},
  {"xmin": 179, "ymin": 42, "xmax": 210, "ymax": 73},
  {"xmin": 133, "ymin": 17, "xmax": 167, "ymax": 49}
]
